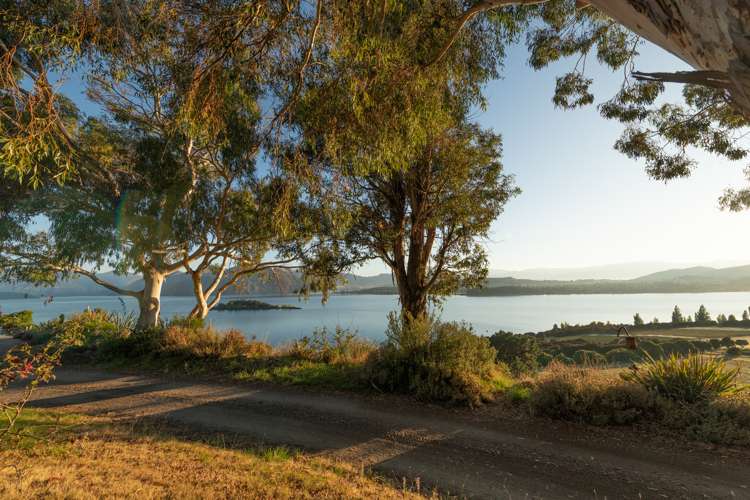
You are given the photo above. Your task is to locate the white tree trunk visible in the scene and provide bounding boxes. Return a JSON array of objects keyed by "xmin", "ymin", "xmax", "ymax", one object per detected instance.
[
  {"xmin": 590, "ymin": 0, "xmax": 750, "ymax": 116},
  {"xmin": 136, "ymin": 269, "xmax": 165, "ymax": 329}
]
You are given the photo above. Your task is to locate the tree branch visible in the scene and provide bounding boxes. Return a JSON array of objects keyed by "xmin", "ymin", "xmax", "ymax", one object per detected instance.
[
  {"xmin": 632, "ymin": 70, "xmax": 732, "ymax": 90},
  {"xmin": 426, "ymin": 0, "xmax": 547, "ymax": 67}
]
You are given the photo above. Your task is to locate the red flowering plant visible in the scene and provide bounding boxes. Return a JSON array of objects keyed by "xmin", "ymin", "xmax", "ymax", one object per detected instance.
[{"xmin": 0, "ymin": 331, "xmax": 76, "ymax": 442}]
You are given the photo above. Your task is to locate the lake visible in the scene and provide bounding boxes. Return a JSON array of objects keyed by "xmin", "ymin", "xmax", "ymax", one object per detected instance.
[{"xmin": 3, "ymin": 292, "xmax": 750, "ymax": 344}]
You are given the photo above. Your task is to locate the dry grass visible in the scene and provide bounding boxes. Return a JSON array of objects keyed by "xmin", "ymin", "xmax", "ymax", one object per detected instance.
[
  {"xmin": 637, "ymin": 327, "xmax": 750, "ymax": 340},
  {"xmin": 0, "ymin": 411, "xmax": 423, "ymax": 499}
]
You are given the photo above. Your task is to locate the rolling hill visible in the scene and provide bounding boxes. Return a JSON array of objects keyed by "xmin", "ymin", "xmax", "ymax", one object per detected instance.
[{"xmin": 6, "ymin": 264, "xmax": 750, "ymax": 298}]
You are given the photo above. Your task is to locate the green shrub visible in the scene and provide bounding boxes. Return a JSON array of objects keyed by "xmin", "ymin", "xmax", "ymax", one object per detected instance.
[
  {"xmin": 537, "ymin": 352, "xmax": 553, "ymax": 368},
  {"xmin": 366, "ymin": 314, "xmax": 504, "ymax": 406},
  {"xmin": 691, "ymin": 340, "xmax": 712, "ymax": 352},
  {"xmin": 529, "ymin": 362, "xmax": 655, "ymax": 425},
  {"xmin": 64, "ymin": 309, "xmax": 130, "ymax": 346},
  {"xmin": 638, "ymin": 340, "xmax": 664, "ymax": 360},
  {"xmin": 720, "ymin": 337, "xmax": 735, "ymax": 348},
  {"xmin": 572, "ymin": 350, "xmax": 607, "ymax": 366},
  {"xmin": 605, "ymin": 348, "xmax": 641, "ymax": 366},
  {"xmin": 168, "ymin": 316, "xmax": 205, "ymax": 330},
  {"xmin": 552, "ymin": 353, "xmax": 574, "ymax": 365},
  {"xmin": 622, "ymin": 354, "xmax": 739, "ymax": 403},
  {"xmin": 288, "ymin": 326, "xmax": 375, "ymax": 364},
  {"xmin": 161, "ymin": 325, "xmax": 272, "ymax": 359},
  {"xmin": 725, "ymin": 346, "xmax": 743, "ymax": 357},
  {"xmin": 657, "ymin": 394, "xmax": 750, "ymax": 446},
  {"xmin": 709, "ymin": 339, "xmax": 722, "ymax": 349},
  {"xmin": 0, "ymin": 310, "xmax": 33, "ymax": 333},
  {"xmin": 660, "ymin": 340, "xmax": 697, "ymax": 357},
  {"xmin": 735, "ymin": 339, "xmax": 749, "ymax": 346},
  {"xmin": 488, "ymin": 331, "xmax": 540, "ymax": 375}
]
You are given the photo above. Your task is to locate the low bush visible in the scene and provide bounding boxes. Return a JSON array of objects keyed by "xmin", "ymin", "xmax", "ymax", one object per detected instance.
[
  {"xmin": 526, "ymin": 361, "xmax": 750, "ymax": 446},
  {"xmin": 529, "ymin": 362, "xmax": 655, "ymax": 425},
  {"xmin": 286, "ymin": 326, "xmax": 375, "ymax": 364},
  {"xmin": 638, "ymin": 340, "xmax": 664, "ymax": 360},
  {"xmin": 658, "ymin": 394, "xmax": 750, "ymax": 445},
  {"xmin": 605, "ymin": 348, "xmax": 641, "ymax": 366},
  {"xmin": 709, "ymin": 339, "xmax": 722, "ymax": 349},
  {"xmin": 572, "ymin": 350, "xmax": 607, "ymax": 366},
  {"xmin": 735, "ymin": 339, "xmax": 749, "ymax": 346},
  {"xmin": 537, "ymin": 352, "xmax": 553, "ymax": 368},
  {"xmin": 659, "ymin": 340, "xmax": 697, "ymax": 357},
  {"xmin": 720, "ymin": 337, "xmax": 735, "ymax": 348},
  {"xmin": 0, "ymin": 310, "xmax": 33, "ymax": 333},
  {"xmin": 488, "ymin": 331, "xmax": 540, "ymax": 375},
  {"xmin": 367, "ymin": 314, "xmax": 506, "ymax": 406},
  {"xmin": 725, "ymin": 346, "xmax": 743, "ymax": 357},
  {"xmin": 552, "ymin": 353, "xmax": 574, "ymax": 365},
  {"xmin": 622, "ymin": 353, "xmax": 739, "ymax": 403},
  {"xmin": 161, "ymin": 325, "xmax": 273, "ymax": 359}
]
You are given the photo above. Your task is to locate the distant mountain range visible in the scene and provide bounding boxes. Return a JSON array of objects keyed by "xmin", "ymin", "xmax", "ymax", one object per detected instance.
[
  {"xmin": 6, "ymin": 264, "xmax": 750, "ymax": 298},
  {"xmin": 488, "ymin": 260, "xmax": 750, "ymax": 281},
  {"xmin": 348, "ymin": 265, "xmax": 750, "ymax": 296},
  {"xmin": 0, "ymin": 269, "xmax": 397, "ymax": 298}
]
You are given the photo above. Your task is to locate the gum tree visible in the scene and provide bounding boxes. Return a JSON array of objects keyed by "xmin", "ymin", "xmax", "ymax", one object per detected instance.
[
  {"xmin": 5, "ymin": 1, "xmax": 328, "ymax": 328},
  {"xmin": 339, "ymin": 123, "xmax": 517, "ymax": 319},
  {"xmin": 292, "ymin": 1, "xmax": 520, "ymax": 320}
]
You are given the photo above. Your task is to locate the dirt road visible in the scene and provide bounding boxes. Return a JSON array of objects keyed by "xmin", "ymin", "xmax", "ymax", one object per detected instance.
[{"xmin": 2, "ymin": 343, "xmax": 748, "ymax": 498}]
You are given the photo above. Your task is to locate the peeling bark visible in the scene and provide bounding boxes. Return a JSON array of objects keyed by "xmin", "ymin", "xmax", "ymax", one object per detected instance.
[
  {"xmin": 589, "ymin": 0, "xmax": 750, "ymax": 117},
  {"xmin": 461, "ymin": 1, "xmax": 750, "ymax": 116}
]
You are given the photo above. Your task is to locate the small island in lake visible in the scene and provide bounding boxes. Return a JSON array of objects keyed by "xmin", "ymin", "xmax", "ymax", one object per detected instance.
[{"xmin": 214, "ymin": 299, "xmax": 301, "ymax": 311}]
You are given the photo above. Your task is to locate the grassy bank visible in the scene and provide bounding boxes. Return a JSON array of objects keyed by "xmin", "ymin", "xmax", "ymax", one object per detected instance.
[{"xmin": 0, "ymin": 409, "xmax": 424, "ymax": 499}]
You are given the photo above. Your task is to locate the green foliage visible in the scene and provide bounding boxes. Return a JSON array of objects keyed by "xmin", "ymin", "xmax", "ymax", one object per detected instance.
[
  {"xmin": 622, "ymin": 354, "xmax": 740, "ymax": 403},
  {"xmin": 605, "ymin": 348, "xmax": 641, "ymax": 366},
  {"xmin": 572, "ymin": 350, "xmax": 606, "ymax": 366},
  {"xmin": 638, "ymin": 340, "xmax": 665, "ymax": 360},
  {"xmin": 523, "ymin": 2, "xmax": 750, "ymax": 205},
  {"xmin": 632, "ymin": 313, "xmax": 643, "ymax": 326},
  {"xmin": 488, "ymin": 331, "xmax": 540, "ymax": 375},
  {"xmin": 695, "ymin": 304, "xmax": 711, "ymax": 323},
  {"xmin": 288, "ymin": 326, "xmax": 376, "ymax": 365},
  {"xmin": 1, "ymin": 325, "xmax": 77, "ymax": 442},
  {"xmin": 725, "ymin": 346, "xmax": 743, "ymax": 357},
  {"xmin": 367, "ymin": 314, "xmax": 504, "ymax": 406},
  {"xmin": 168, "ymin": 316, "xmax": 205, "ymax": 330},
  {"xmin": 537, "ymin": 352, "xmax": 554, "ymax": 368},
  {"xmin": 720, "ymin": 336, "xmax": 735, "ymax": 348},
  {"xmin": 671, "ymin": 305, "xmax": 684, "ymax": 324},
  {"xmin": 160, "ymin": 326, "xmax": 273, "ymax": 360},
  {"xmin": 552, "ymin": 353, "xmax": 574, "ymax": 365},
  {"xmin": 0, "ymin": 310, "xmax": 33, "ymax": 332},
  {"xmin": 660, "ymin": 340, "xmax": 697, "ymax": 357}
]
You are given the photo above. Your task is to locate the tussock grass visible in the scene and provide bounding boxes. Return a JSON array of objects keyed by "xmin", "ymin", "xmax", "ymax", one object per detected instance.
[
  {"xmin": 524, "ymin": 360, "xmax": 750, "ymax": 446},
  {"xmin": 622, "ymin": 353, "xmax": 740, "ymax": 403},
  {"xmin": 0, "ymin": 409, "xmax": 425, "ymax": 499}
]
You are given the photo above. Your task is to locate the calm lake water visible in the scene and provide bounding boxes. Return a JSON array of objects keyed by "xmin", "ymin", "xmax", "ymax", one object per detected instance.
[{"xmin": 3, "ymin": 292, "xmax": 750, "ymax": 344}]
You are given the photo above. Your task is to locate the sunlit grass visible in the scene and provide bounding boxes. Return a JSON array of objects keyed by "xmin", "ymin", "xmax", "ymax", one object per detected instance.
[{"xmin": 0, "ymin": 409, "xmax": 424, "ymax": 499}]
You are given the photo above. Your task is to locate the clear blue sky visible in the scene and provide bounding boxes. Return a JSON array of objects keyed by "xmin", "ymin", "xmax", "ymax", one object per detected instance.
[{"xmin": 55, "ymin": 39, "xmax": 750, "ymax": 276}]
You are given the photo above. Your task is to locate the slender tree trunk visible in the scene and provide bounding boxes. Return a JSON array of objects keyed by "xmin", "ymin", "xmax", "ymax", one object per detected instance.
[
  {"xmin": 136, "ymin": 269, "xmax": 165, "ymax": 329},
  {"xmin": 188, "ymin": 271, "xmax": 210, "ymax": 320}
]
